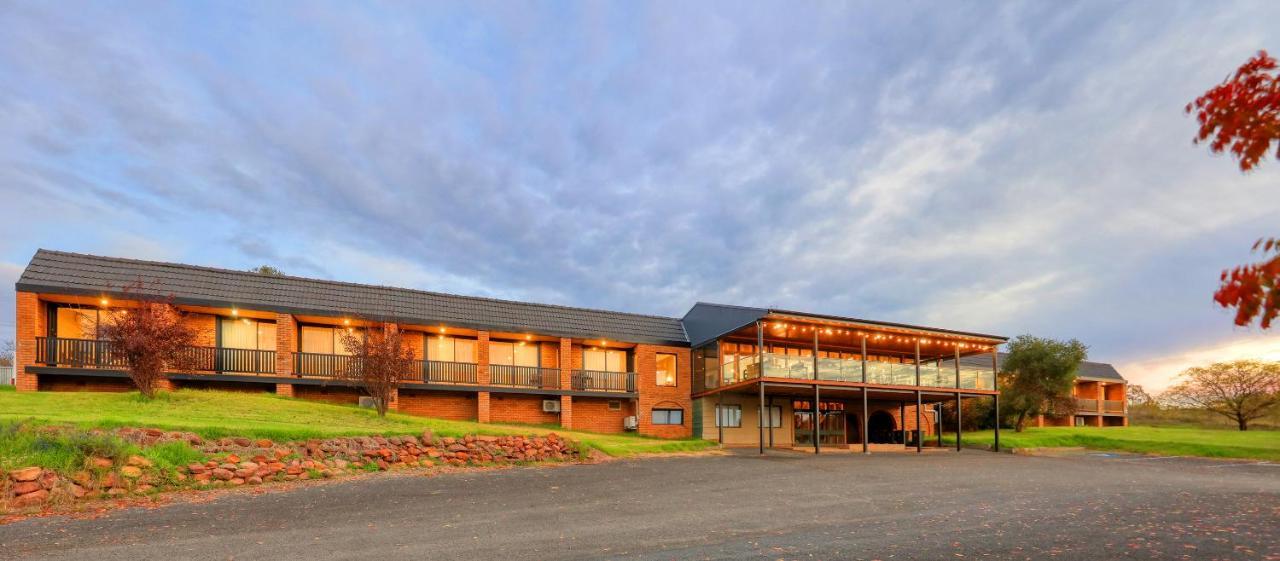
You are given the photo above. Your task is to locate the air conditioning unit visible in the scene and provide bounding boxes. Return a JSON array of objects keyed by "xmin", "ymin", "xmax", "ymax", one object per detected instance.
[
  {"xmin": 542, "ymin": 399, "xmax": 562, "ymax": 413},
  {"xmin": 358, "ymin": 396, "xmax": 380, "ymax": 409},
  {"xmin": 623, "ymin": 416, "xmax": 638, "ymax": 431}
]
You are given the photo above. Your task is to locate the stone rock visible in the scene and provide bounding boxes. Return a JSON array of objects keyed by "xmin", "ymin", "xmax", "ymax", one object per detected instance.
[
  {"xmin": 211, "ymin": 468, "xmax": 234, "ymax": 481},
  {"xmin": 120, "ymin": 466, "xmax": 143, "ymax": 478},
  {"xmin": 11, "ymin": 481, "xmax": 41, "ymax": 495},
  {"xmin": 230, "ymin": 478, "xmax": 245, "ymax": 486},
  {"xmin": 9, "ymin": 466, "xmax": 42, "ymax": 482},
  {"xmin": 255, "ymin": 438, "xmax": 273, "ymax": 448},
  {"xmin": 225, "ymin": 454, "xmax": 241, "ymax": 464},
  {"xmin": 126, "ymin": 455, "xmax": 153, "ymax": 468},
  {"xmin": 232, "ymin": 438, "xmax": 251, "ymax": 447},
  {"xmin": 89, "ymin": 457, "xmax": 114, "ymax": 469},
  {"xmin": 247, "ymin": 476, "xmax": 263, "ymax": 485},
  {"xmin": 13, "ymin": 489, "xmax": 48, "ymax": 507}
]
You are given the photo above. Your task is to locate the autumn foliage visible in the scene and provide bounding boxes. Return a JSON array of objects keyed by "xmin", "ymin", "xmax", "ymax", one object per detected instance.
[
  {"xmin": 1188, "ymin": 50, "xmax": 1280, "ymax": 329},
  {"xmin": 337, "ymin": 321, "xmax": 415, "ymax": 417},
  {"xmin": 96, "ymin": 281, "xmax": 199, "ymax": 398}
]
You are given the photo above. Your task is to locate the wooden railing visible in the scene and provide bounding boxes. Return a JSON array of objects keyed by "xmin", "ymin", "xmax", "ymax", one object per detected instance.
[
  {"xmin": 1075, "ymin": 398, "xmax": 1099, "ymax": 412},
  {"xmin": 1103, "ymin": 399, "xmax": 1125, "ymax": 414},
  {"xmin": 292, "ymin": 352, "xmax": 355, "ymax": 378},
  {"xmin": 423, "ymin": 360, "xmax": 477, "ymax": 384},
  {"xmin": 37, "ymin": 337, "xmax": 275, "ymax": 374},
  {"xmin": 572, "ymin": 370, "xmax": 636, "ymax": 392},
  {"xmin": 490, "ymin": 365, "xmax": 560, "ymax": 389}
]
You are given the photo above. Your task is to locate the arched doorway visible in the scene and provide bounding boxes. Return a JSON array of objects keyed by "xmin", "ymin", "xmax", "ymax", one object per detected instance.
[{"xmin": 868, "ymin": 410, "xmax": 897, "ymax": 443}]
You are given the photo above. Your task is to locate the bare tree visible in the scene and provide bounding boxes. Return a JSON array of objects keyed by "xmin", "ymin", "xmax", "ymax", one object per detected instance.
[
  {"xmin": 249, "ymin": 265, "xmax": 285, "ymax": 276},
  {"xmin": 337, "ymin": 320, "xmax": 414, "ymax": 417},
  {"xmin": 1126, "ymin": 384, "xmax": 1154, "ymax": 407},
  {"xmin": 0, "ymin": 339, "xmax": 14, "ymax": 367},
  {"xmin": 96, "ymin": 280, "xmax": 199, "ymax": 398},
  {"xmin": 1162, "ymin": 360, "xmax": 1280, "ymax": 431}
]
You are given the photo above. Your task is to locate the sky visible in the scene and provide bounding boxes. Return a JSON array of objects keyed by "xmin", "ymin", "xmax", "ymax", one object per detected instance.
[{"xmin": 1, "ymin": 1, "xmax": 1278, "ymax": 391}]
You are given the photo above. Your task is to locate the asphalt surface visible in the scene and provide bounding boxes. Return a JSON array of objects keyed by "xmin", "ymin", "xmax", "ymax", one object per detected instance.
[{"xmin": 2, "ymin": 449, "xmax": 1278, "ymax": 560}]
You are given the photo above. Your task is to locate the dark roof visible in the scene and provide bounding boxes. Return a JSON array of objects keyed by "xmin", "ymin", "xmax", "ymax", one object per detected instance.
[
  {"xmin": 682, "ymin": 302, "xmax": 1008, "ymax": 348},
  {"xmin": 985, "ymin": 353, "xmax": 1125, "ymax": 382},
  {"xmin": 16, "ymin": 250, "xmax": 689, "ymax": 346}
]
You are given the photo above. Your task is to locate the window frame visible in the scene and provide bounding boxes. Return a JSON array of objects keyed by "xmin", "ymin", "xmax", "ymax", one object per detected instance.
[
  {"xmin": 757, "ymin": 405, "xmax": 783, "ymax": 428},
  {"xmin": 652, "ymin": 408, "xmax": 684, "ymax": 426},
  {"xmin": 715, "ymin": 404, "xmax": 742, "ymax": 428},
  {"xmin": 655, "ymin": 352, "xmax": 678, "ymax": 387}
]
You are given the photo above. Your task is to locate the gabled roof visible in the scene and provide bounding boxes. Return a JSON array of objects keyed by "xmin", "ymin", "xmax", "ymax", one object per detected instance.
[
  {"xmin": 984, "ymin": 353, "xmax": 1125, "ymax": 382},
  {"xmin": 16, "ymin": 249, "xmax": 689, "ymax": 346},
  {"xmin": 681, "ymin": 302, "xmax": 1008, "ymax": 348}
]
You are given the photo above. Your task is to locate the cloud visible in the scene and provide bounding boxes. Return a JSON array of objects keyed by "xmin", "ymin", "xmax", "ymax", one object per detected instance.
[{"xmin": 1120, "ymin": 333, "xmax": 1280, "ymax": 392}]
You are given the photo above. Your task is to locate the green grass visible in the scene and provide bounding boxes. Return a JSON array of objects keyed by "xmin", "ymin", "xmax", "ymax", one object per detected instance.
[
  {"xmin": 0, "ymin": 385, "xmax": 15, "ymax": 392},
  {"xmin": 946, "ymin": 426, "xmax": 1280, "ymax": 461},
  {"xmin": 0, "ymin": 389, "xmax": 714, "ymax": 457}
]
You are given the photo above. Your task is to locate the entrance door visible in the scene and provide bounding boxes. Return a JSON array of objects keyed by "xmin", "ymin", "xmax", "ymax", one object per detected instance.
[
  {"xmin": 794, "ymin": 402, "xmax": 848, "ymax": 447},
  {"xmin": 868, "ymin": 410, "xmax": 896, "ymax": 443}
]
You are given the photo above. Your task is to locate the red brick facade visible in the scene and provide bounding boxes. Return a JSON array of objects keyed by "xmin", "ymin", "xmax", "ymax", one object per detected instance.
[
  {"xmin": 634, "ymin": 344, "xmax": 693, "ymax": 438},
  {"xmin": 489, "ymin": 394, "xmax": 560, "ymax": 425},
  {"xmin": 399, "ymin": 390, "xmax": 477, "ymax": 421}
]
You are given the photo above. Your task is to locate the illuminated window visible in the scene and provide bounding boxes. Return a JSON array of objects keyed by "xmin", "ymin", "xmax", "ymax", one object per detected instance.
[
  {"xmin": 656, "ymin": 353, "xmax": 677, "ymax": 387},
  {"xmin": 426, "ymin": 335, "xmax": 477, "ymax": 363},
  {"xmin": 219, "ymin": 318, "xmax": 276, "ymax": 350},
  {"xmin": 300, "ymin": 325, "xmax": 362, "ymax": 355},
  {"xmin": 584, "ymin": 349, "xmax": 627, "ymax": 372}
]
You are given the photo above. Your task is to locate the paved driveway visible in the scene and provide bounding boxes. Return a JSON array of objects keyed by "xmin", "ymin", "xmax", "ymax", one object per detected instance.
[{"xmin": 3, "ymin": 449, "xmax": 1278, "ymax": 560}]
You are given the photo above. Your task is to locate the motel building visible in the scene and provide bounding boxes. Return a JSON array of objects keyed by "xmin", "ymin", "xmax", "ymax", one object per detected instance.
[{"xmin": 12, "ymin": 250, "xmax": 1127, "ymax": 452}]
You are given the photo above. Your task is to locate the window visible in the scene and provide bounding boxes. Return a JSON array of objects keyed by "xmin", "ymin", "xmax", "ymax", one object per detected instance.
[
  {"xmin": 300, "ymin": 325, "xmax": 362, "ymax": 355},
  {"xmin": 656, "ymin": 353, "xmax": 677, "ymax": 387},
  {"xmin": 426, "ymin": 335, "xmax": 476, "ymax": 363},
  {"xmin": 715, "ymin": 404, "xmax": 742, "ymax": 428},
  {"xmin": 584, "ymin": 348, "xmax": 627, "ymax": 372},
  {"xmin": 757, "ymin": 405, "xmax": 782, "ymax": 428},
  {"xmin": 219, "ymin": 318, "xmax": 276, "ymax": 350},
  {"xmin": 490, "ymin": 341, "xmax": 539, "ymax": 367},
  {"xmin": 54, "ymin": 307, "xmax": 107, "ymax": 339},
  {"xmin": 607, "ymin": 400, "xmax": 621, "ymax": 411},
  {"xmin": 652, "ymin": 408, "xmax": 684, "ymax": 425}
]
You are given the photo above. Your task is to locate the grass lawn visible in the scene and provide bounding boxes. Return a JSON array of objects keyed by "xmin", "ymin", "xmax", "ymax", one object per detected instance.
[
  {"xmin": 0, "ymin": 389, "xmax": 714, "ymax": 459},
  {"xmin": 945, "ymin": 426, "xmax": 1280, "ymax": 461}
]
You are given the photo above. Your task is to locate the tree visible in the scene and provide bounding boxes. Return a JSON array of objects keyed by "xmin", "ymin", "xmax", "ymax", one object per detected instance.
[
  {"xmin": 249, "ymin": 265, "xmax": 285, "ymax": 276},
  {"xmin": 1187, "ymin": 50, "xmax": 1280, "ymax": 329},
  {"xmin": 1126, "ymin": 384, "xmax": 1154, "ymax": 407},
  {"xmin": 336, "ymin": 320, "xmax": 414, "ymax": 417},
  {"xmin": 998, "ymin": 334, "xmax": 1088, "ymax": 432},
  {"xmin": 1162, "ymin": 360, "xmax": 1280, "ymax": 431},
  {"xmin": 96, "ymin": 281, "xmax": 199, "ymax": 398},
  {"xmin": 0, "ymin": 339, "xmax": 13, "ymax": 367}
]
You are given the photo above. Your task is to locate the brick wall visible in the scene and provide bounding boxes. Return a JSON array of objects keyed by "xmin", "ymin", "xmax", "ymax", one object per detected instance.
[
  {"xmin": 275, "ymin": 313, "xmax": 296, "ymax": 377},
  {"xmin": 634, "ymin": 344, "xmax": 693, "ymax": 438},
  {"xmin": 182, "ymin": 313, "xmax": 217, "ymax": 347},
  {"xmin": 399, "ymin": 389, "xmax": 477, "ymax": 421},
  {"xmin": 175, "ymin": 379, "xmax": 274, "ymax": 393},
  {"xmin": 572, "ymin": 397, "xmax": 632, "ymax": 433},
  {"xmin": 489, "ymin": 393, "xmax": 560, "ymax": 425},
  {"xmin": 558, "ymin": 338, "xmax": 573, "ymax": 429},
  {"xmin": 15, "ymin": 292, "xmax": 41, "ymax": 392},
  {"xmin": 38, "ymin": 375, "xmax": 134, "ymax": 392}
]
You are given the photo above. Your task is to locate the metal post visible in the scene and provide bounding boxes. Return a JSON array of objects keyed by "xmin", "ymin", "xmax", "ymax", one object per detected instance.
[
  {"xmin": 956, "ymin": 346, "xmax": 962, "ymax": 452},
  {"xmin": 915, "ymin": 339, "xmax": 922, "ymax": 453},
  {"xmin": 936, "ymin": 402, "xmax": 943, "ymax": 447},
  {"xmin": 813, "ymin": 329, "xmax": 820, "ymax": 455},
  {"xmin": 758, "ymin": 322, "xmax": 765, "ymax": 455},
  {"xmin": 899, "ymin": 402, "xmax": 905, "ymax": 444},
  {"xmin": 992, "ymin": 346, "xmax": 1000, "ymax": 453},
  {"xmin": 861, "ymin": 335, "xmax": 868, "ymax": 454},
  {"xmin": 717, "ymin": 388, "xmax": 724, "ymax": 445},
  {"xmin": 767, "ymin": 396, "xmax": 774, "ymax": 448}
]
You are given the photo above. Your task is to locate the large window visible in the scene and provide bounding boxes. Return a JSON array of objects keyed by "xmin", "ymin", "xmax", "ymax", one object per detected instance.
[
  {"xmin": 54, "ymin": 307, "xmax": 110, "ymax": 339},
  {"xmin": 583, "ymin": 348, "xmax": 627, "ymax": 372},
  {"xmin": 757, "ymin": 405, "xmax": 782, "ymax": 428},
  {"xmin": 219, "ymin": 318, "xmax": 276, "ymax": 350},
  {"xmin": 715, "ymin": 404, "xmax": 742, "ymax": 428},
  {"xmin": 300, "ymin": 325, "xmax": 362, "ymax": 355},
  {"xmin": 652, "ymin": 408, "xmax": 684, "ymax": 425},
  {"xmin": 425, "ymin": 335, "xmax": 476, "ymax": 363},
  {"xmin": 490, "ymin": 341, "xmax": 539, "ymax": 367},
  {"xmin": 656, "ymin": 353, "xmax": 677, "ymax": 386}
]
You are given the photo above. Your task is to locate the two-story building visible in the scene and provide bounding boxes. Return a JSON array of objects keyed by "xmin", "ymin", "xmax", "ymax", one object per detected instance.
[{"xmin": 11, "ymin": 250, "xmax": 1127, "ymax": 450}]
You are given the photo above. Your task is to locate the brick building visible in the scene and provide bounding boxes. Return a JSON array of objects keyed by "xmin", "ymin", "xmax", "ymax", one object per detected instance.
[{"xmin": 13, "ymin": 250, "xmax": 1125, "ymax": 450}]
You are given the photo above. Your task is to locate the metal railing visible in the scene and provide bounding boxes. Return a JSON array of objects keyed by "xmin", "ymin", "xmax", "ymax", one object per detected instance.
[
  {"xmin": 292, "ymin": 351, "xmax": 355, "ymax": 378},
  {"xmin": 1076, "ymin": 398, "xmax": 1099, "ymax": 412},
  {"xmin": 1103, "ymin": 399, "xmax": 1125, "ymax": 414},
  {"xmin": 423, "ymin": 360, "xmax": 477, "ymax": 384},
  {"xmin": 490, "ymin": 364, "xmax": 560, "ymax": 389},
  {"xmin": 572, "ymin": 370, "xmax": 635, "ymax": 392},
  {"xmin": 37, "ymin": 337, "xmax": 275, "ymax": 374}
]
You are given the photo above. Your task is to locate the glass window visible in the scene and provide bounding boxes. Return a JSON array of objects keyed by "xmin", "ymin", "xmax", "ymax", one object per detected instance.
[
  {"xmin": 220, "ymin": 318, "xmax": 277, "ymax": 350},
  {"xmin": 715, "ymin": 404, "xmax": 742, "ymax": 428},
  {"xmin": 426, "ymin": 335, "xmax": 477, "ymax": 363},
  {"xmin": 514, "ymin": 342, "xmax": 539, "ymax": 367},
  {"xmin": 758, "ymin": 405, "xmax": 782, "ymax": 428},
  {"xmin": 490, "ymin": 342, "xmax": 515, "ymax": 366},
  {"xmin": 55, "ymin": 308, "xmax": 101, "ymax": 339},
  {"xmin": 584, "ymin": 349, "xmax": 626, "ymax": 372},
  {"xmin": 656, "ymin": 353, "xmax": 677, "ymax": 387},
  {"xmin": 652, "ymin": 409, "xmax": 684, "ymax": 425},
  {"xmin": 300, "ymin": 326, "xmax": 335, "ymax": 354}
]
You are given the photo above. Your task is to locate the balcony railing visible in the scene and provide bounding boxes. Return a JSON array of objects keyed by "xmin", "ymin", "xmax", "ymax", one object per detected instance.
[
  {"xmin": 572, "ymin": 370, "xmax": 635, "ymax": 392},
  {"xmin": 734, "ymin": 352, "xmax": 997, "ymax": 390},
  {"xmin": 1103, "ymin": 399, "xmax": 1125, "ymax": 414},
  {"xmin": 292, "ymin": 352, "xmax": 355, "ymax": 378},
  {"xmin": 490, "ymin": 364, "xmax": 560, "ymax": 389},
  {"xmin": 1076, "ymin": 398, "xmax": 1099, "ymax": 412},
  {"xmin": 423, "ymin": 360, "xmax": 478, "ymax": 384},
  {"xmin": 36, "ymin": 337, "xmax": 275, "ymax": 375}
]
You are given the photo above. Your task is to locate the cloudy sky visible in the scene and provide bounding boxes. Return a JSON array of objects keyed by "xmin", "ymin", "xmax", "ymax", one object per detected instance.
[{"xmin": 2, "ymin": 1, "xmax": 1278, "ymax": 390}]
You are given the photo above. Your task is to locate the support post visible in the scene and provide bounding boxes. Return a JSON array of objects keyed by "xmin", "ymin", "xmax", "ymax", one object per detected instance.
[
  {"xmin": 899, "ymin": 402, "xmax": 905, "ymax": 444},
  {"xmin": 861, "ymin": 335, "xmax": 869, "ymax": 454},
  {"xmin": 757, "ymin": 321, "xmax": 765, "ymax": 455},
  {"xmin": 717, "ymin": 388, "xmax": 724, "ymax": 445},
  {"xmin": 813, "ymin": 329, "xmax": 820, "ymax": 455},
  {"xmin": 956, "ymin": 346, "xmax": 963, "ymax": 452},
  {"xmin": 937, "ymin": 402, "xmax": 943, "ymax": 447},
  {"xmin": 992, "ymin": 346, "xmax": 1000, "ymax": 453},
  {"xmin": 767, "ymin": 395, "xmax": 774, "ymax": 448},
  {"xmin": 915, "ymin": 339, "xmax": 922, "ymax": 453}
]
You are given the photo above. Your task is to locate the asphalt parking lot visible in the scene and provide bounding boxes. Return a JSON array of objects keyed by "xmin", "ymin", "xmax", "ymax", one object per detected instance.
[{"xmin": 2, "ymin": 449, "xmax": 1277, "ymax": 560}]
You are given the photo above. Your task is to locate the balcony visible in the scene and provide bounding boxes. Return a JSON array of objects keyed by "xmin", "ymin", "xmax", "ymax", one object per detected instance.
[
  {"xmin": 572, "ymin": 370, "xmax": 635, "ymax": 392},
  {"xmin": 735, "ymin": 352, "xmax": 996, "ymax": 390},
  {"xmin": 36, "ymin": 337, "xmax": 276, "ymax": 375},
  {"xmin": 1103, "ymin": 399, "xmax": 1125, "ymax": 414},
  {"xmin": 1076, "ymin": 397, "xmax": 1099, "ymax": 412},
  {"xmin": 490, "ymin": 365, "xmax": 560, "ymax": 389},
  {"xmin": 291, "ymin": 353, "xmax": 479, "ymax": 384}
]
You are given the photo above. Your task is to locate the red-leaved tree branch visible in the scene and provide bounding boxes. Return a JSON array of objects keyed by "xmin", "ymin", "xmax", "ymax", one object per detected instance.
[{"xmin": 1188, "ymin": 50, "xmax": 1280, "ymax": 328}]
